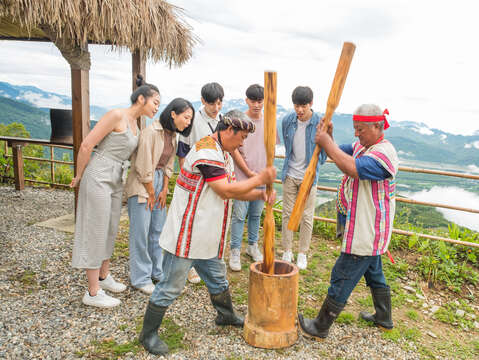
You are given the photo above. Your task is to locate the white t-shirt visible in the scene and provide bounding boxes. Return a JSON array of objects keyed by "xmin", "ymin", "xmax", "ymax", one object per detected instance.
[
  {"xmin": 178, "ymin": 106, "xmax": 220, "ymax": 149},
  {"xmin": 287, "ymin": 118, "xmax": 311, "ymax": 179}
]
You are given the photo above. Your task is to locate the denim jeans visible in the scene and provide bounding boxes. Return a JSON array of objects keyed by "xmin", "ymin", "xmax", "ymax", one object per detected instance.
[
  {"xmin": 128, "ymin": 169, "xmax": 166, "ymax": 288},
  {"xmin": 150, "ymin": 250, "xmax": 229, "ymax": 307},
  {"xmin": 230, "ymin": 199, "xmax": 265, "ymax": 250},
  {"xmin": 327, "ymin": 252, "xmax": 388, "ymax": 305}
]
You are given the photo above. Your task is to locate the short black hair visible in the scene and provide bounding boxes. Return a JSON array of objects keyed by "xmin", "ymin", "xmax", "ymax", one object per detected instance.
[
  {"xmin": 245, "ymin": 84, "xmax": 264, "ymax": 101},
  {"xmin": 291, "ymin": 86, "xmax": 313, "ymax": 105},
  {"xmin": 159, "ymin": 98, "xmax": 195, "ymax": 137},
  {"xmin": 201, "ymin": 82, "xmax": 224, "ymax": 103},
  {"xmin": 130, "ymin": 74, "xmax": 159, "ymax": 104}
]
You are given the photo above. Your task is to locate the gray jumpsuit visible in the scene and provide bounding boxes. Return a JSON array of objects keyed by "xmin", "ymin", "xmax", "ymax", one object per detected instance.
[{"xmin": 72, "ymin": 121, "xmax": 138, "ymax": 269}]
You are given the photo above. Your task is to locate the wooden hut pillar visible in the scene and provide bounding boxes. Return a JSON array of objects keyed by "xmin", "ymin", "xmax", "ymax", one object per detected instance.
[
  {"xmin": 132, "ymin": 49, "xmax": 147, "ymax": 129},
  {"xmin": 71, "ymin": 68, "xmax": 90, "ymax": 211}
]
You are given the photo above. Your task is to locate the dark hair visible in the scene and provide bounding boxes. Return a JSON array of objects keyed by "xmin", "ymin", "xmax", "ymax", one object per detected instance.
[
  {"xmin": 216, "ymin": 110, "xmax": 255, "ymax": 134},
  {"xmin": 245, "ymin": 84, "xmax": 264, "ymax": 101},
  {"xmin": 159, "ymin": 98, "xmax": 195, "ymax": 137},
  {"xmin": 291, "ymin": 86, "xmax": 313, "ymax": 105},
  {"xmin": 201, "ymin": 82, "xmax": 224, "ymax": 103},
  {"xmin": 130, "ymin": 74, "xmax": 159, "ymax": 104}
]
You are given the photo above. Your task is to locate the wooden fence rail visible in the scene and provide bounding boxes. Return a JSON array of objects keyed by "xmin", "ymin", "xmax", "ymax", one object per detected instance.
[
  {"xmin": 1, "ymin": 136, "xmax": 73, "ymax": 189},
  {"xmin": 1, "ymin": 136, "xmax": 479, "ymax": 248}
]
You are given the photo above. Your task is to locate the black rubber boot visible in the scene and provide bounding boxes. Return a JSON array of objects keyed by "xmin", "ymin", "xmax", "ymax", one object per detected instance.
[
  {"xmin": 139, "ymin": 302, "xmax": 169, "ymax": 355},
  {"xmin": 209, "ymin": 287, "xmax": 244, "ymax": 327},
  {"xmin": 360, "ymin": 286, "xmax": 394, "ymax": 330},
  {"xmin": 298, "ymin": 295, "xmax": 345, "ymax": 339}
]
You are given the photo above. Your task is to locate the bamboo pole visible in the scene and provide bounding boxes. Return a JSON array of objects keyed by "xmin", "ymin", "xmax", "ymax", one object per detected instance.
[
  {"xmin": 263, "ymin": 71, "xmax": 277, "ymax": 274},
  {"xmin": 288, "ymin": 42, "xmax": 356, "ymax": 231},
  {"xmin": 274, "ymin": 208, "xmax": 479, "ymax": 248}
]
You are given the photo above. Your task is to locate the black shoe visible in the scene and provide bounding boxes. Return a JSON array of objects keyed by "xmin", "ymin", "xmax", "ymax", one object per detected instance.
[
  {"xmin": 209, "ymin": 287, "xmax": 244, "ymax": 327},
  {"xmin": 360, "ymin": 286, "xmax": 394, "ymax": 330},
  {"xmin": 139, "ymin": 302, "xmax": 169, "ymax": 355},
  {"xmin": 298, "ymin": 295, "xmax": 345, "ymax": 339}
]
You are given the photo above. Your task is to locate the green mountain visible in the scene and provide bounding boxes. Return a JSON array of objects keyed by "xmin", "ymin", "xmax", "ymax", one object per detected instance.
[{"xmin": 0, "ymin": 96, "xmax": 50, "ymax": 139}]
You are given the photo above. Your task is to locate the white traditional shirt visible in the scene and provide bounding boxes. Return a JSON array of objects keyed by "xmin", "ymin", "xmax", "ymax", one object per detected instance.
[
  {"xmin": 160, "ymin": 136, "xmax": 235, "ymax": 259},
  {"xmin": 337, "ymin": 139, "xmax": 399, "ymax": 256}
]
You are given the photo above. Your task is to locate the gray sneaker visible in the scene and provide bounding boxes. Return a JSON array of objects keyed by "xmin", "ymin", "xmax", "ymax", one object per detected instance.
[
  {"xmin": 246, "ymin": 243, "xmax": 263, "ymax": 262},
  {"xmin": 229, "ymin": 248, "xmax": 241, "ymax": 271}
]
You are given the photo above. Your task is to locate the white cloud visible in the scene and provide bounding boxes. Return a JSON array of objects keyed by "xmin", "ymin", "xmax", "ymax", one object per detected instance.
[
  {"xmin": 408, "ymin": 187, "xmax": 479, "ymax": 231},
  {"xmin": 410, "ymin": 126, "xmax": 434, "ymax": 136},
  {"xmin": 1, "ymin": 0, "xmax": 479, "ymax": 135},
  {"xmin": 467, "ymin": 165, "xmax": 479, "ymax": 174},
  {"xmin": 464, "ymin": 141, "xmax": 479, "ymax": 149},
  {"xmin": 20, "ymin": 92, "xmax": 68, "ymax": 109},
  {"xmin": 398, "ymin": 150, "xmax": 415, "ymax": 158}
]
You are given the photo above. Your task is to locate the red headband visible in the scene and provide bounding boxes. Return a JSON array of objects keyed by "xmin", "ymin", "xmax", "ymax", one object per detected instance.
[{"xmin": 352, "ymin": 109, "xmax": 390, "ymax": 130}]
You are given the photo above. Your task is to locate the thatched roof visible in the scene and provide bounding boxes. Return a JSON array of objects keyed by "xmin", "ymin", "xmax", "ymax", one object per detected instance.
[{"xmin": 0, "ymin": 0, "xmax": 198, "ymax": 66}]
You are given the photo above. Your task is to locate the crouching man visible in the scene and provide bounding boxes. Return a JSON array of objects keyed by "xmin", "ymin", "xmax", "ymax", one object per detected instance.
[
  {"xmin": 299, "ymin": 104, "xmax": 399, "ymax": 339},
  {"xmin": 139, "ymin": 110, "xmax": 276, "ymax": 355}
]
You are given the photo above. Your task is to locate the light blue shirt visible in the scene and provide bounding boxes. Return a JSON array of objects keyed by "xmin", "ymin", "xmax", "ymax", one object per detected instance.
[{"xmin": 281, "ymin": 110, "xmax": 326, "ymax": 185}]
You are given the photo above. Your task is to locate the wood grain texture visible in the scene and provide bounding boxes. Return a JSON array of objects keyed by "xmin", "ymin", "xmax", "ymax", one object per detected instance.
[
  {"xmin": 263, "ymin": 71, "xmax": 277, "ymax": 275},
  {"xmin": 243, "ymin": 261, "xmax": 299, "ymax": 348},
  {"xmin": 287, "ymin": 42, "xmax": 355, "ymax": 231}
]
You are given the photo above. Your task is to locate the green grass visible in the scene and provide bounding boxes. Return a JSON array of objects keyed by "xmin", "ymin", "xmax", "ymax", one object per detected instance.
[
  {"xmin": 19, "ymin": 270, "xmax": 37, "ymax": 286},
  {"xmin": 406, "ymin": 310, "xmax": 419, "ymax": 321},
  {"xmin": 161, "ymin": 317, "xmax": 187, "ymax": 352},
  {"xmin": 336, "ymin": 312, "xmax": 355, "ymax": 325},
  {"xmin": 232, "ymin": 287, "xmax": 248, "ymax": 305},
  {"xmin": 92, "ymin": 338, "xmax": 142, "ymax": 357}
]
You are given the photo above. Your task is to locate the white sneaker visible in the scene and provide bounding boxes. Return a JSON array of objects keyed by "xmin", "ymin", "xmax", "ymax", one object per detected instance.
[
  {"xmin": 137, "ymin": 283, "xmax": 155, "ymax": 295},
  {"xmin": 99, "ymin": 274, "xmax": 126, "ymax": 293},
  {"xmin": 229, "ymin": 248, "xmax": 242, "ymax": 271},
  {"xmin": 297, "ymin": 253, "xmax": 308, "ymax": 270},
  {"xmin": 246, "ymin": 244, "xmax": 263, "ymax": 262},
  {"xmin": 282, "ymin": 250, "xmax": 293, "ymax": 263},
  {"xmin": 82, "ymin": 289, "xmax": 121, "ymax": 308},
  {"xmin": 187, "ymin": 267, "xmax": 201, "ymax": 284}
]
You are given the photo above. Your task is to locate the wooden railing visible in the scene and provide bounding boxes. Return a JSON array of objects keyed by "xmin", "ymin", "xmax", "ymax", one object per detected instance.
[
  {"xmin": 273, "ymin": 156, "xmax": 479, "ymax": 248},
  {"xmin": 1, "ymin": 136, "xmax": 478, "ymax": 248},
  {"xmin": 0, "ymin": 136, "xmax": 73, "ymax": 190}
]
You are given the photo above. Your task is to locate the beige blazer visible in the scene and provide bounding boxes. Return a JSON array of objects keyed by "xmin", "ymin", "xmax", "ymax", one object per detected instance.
[{"xmin": 125, "ymin": 120, "xmax": 177, "ymax": 203}]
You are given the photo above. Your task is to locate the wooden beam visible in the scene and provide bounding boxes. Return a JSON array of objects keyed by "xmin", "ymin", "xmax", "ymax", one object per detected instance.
[
  {"xmin": 132, "ymin": 49, "xmax": 147, "ymax": 129},
  {"xmin": 71, "ymin": 68, "xmax": 90, "ymax": 210},
  {"xmin": 11, "ymin": 142, "xmax": 25, "ymax": 191}
]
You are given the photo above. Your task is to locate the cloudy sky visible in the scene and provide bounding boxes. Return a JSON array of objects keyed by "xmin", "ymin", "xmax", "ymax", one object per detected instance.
[{"xmin": 1, "ymin": 0, "xmax": 478, "ymax": 135}]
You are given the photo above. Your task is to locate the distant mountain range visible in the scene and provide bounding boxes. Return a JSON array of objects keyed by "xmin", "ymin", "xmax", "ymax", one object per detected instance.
[{"xmin": 1, "ymin": 81, "xmax": 479, "ymax": 169}]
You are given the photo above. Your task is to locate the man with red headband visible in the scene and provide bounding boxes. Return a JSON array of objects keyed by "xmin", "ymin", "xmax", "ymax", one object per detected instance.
[{"xmin": 298, "ymin": 104, "xmax": 399, "ymax": 339}]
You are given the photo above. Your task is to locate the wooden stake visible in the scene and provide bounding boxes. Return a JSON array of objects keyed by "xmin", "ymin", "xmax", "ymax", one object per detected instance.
[
  {"xmin": 287, "ymin": 42, "xmax": 355, "ymax": 231},
  {"xmin": 263, "ymin": 71, "xmax": 277, "ymax": 274}
]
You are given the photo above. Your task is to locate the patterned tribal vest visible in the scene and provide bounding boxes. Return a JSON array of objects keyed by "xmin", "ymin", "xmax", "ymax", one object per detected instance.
[{"xmin": 336, "ymin": 139, "xmax": 399, "ymax": 256}]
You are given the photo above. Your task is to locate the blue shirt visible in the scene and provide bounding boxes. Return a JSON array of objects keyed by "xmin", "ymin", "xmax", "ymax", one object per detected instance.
[
  {"xmin": 339, "ymin": 144, "xmax": 391, "ymax": 180},
  {"xmin": 281, "ymin": 110, "xmax": 326, "ymax": 185}
]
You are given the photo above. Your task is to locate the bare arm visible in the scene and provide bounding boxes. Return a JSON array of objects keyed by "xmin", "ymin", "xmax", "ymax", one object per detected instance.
[
  {"xmin": 70, "ymin": 109, "xmax": 123, "ymax": 187},
  {"xmin": 178, "ymin": 156, "xmax": 185, "ymax": 169},
  {"xmin": 207, "ymin": 166, "xmax": 276, "ymax": 201},
  {"xmin": 231, "ymin": 148, "xmax": 255, "ymax": 177}
]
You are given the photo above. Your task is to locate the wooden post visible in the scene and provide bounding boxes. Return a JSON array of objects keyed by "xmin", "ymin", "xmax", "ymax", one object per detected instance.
[
  {"xmin": 263, "ymin": 71, "xmax": 277, "ymax": 275},
  {"xmin": 12, "ymin": 142, "xmax": 25, "ymax": 191},
  {"xmin": 71, "ymin": 68, "xmax": 90, "ymax": 210},
  {"xmin": 132, "ymin": 49, "xmax": 147, "ymax": 129}
]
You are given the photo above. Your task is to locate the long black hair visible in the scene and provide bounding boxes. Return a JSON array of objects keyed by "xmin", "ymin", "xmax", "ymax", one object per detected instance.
[
  {"xmin": 130, "ymin": 74, "xmax": 159, "ymax": 104},
  {"xmin": 159, "ymin": 98, "xmax": 195, "ymax": 137}
]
